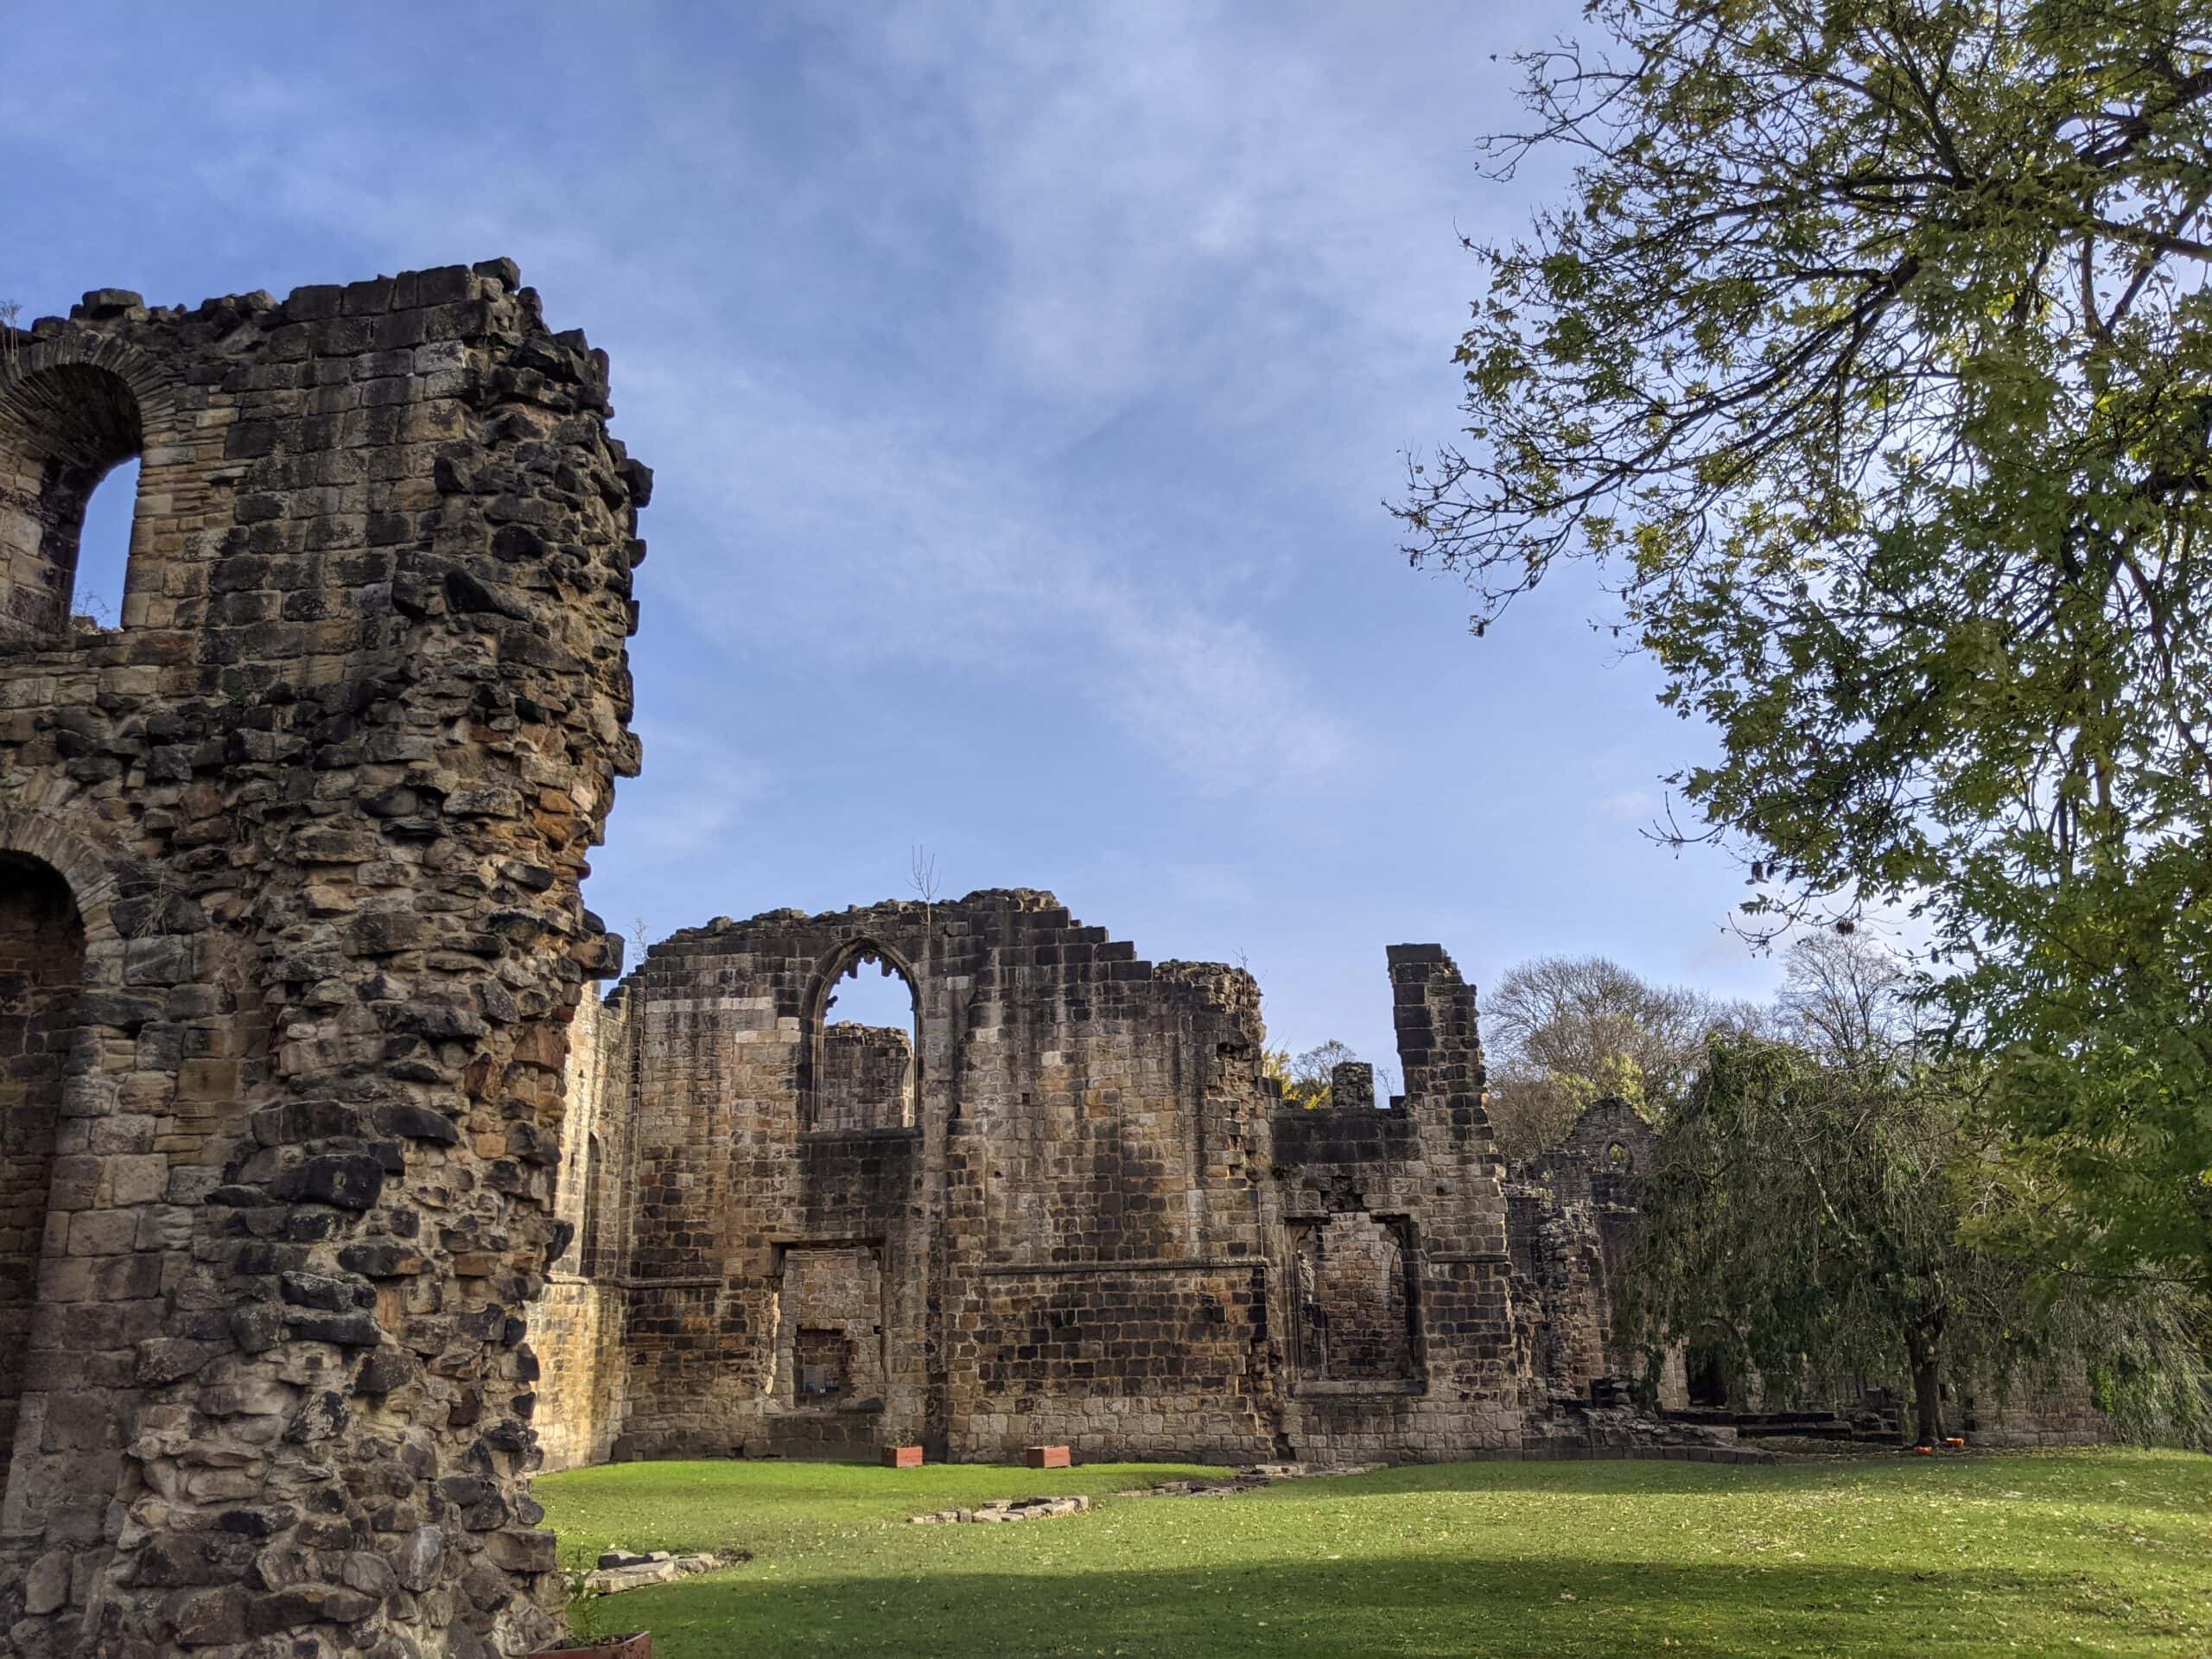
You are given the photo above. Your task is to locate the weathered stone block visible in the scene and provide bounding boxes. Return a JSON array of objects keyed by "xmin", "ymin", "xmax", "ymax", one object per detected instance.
[{"xmin": 22, "ymin": 1548, "xmax": 70, "ymax": 1615}]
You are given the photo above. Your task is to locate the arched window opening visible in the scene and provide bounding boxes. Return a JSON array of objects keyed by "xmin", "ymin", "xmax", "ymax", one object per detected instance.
[
  {"xmin": 70, "ymin": 454, "xmax": 138, "ymax": 629},
  {"xmin": 807, "ymin": 945, "xmax": 918, "ymax": 1133},
  {"xmin": 0, "ymin": 363, "xmax": 146, "ymax": 645},
  {"xmin": 0, "ymin": 853, "xmax": 86, "ymax": 1501},
  {"xmin": 1686, "ymin": 1341, "xmax": 1731, "ymax": 1409}
]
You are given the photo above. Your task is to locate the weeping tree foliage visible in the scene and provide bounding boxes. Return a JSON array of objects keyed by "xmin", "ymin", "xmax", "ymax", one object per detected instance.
[
  {"xmin": 1399, "ymin": 0, "xmax": 2212, "ymax": 1286},
  {"xmin": 1622, "ymin": 1036, "xmax": 2210, "ymax": 1446}
]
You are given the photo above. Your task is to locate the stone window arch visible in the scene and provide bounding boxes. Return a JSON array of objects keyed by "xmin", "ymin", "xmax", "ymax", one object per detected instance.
[
  {"xmin": 799, "ymin": 939, "xmax": 918, "ymax": 1133},
  {"xmin": 0, "ymin": 359, "xmax": 151, "ymax": 644}
]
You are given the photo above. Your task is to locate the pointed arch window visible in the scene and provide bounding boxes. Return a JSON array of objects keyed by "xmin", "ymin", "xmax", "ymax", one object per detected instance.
[{"xmin": 803, "ymin": 943, "xmax": 918, "ymax": 1133}]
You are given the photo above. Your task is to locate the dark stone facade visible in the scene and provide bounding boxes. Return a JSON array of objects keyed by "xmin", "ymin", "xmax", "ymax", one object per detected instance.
[{"xmin": 0, "ymin": 265, "xmax": 644, "ymax": 1656}]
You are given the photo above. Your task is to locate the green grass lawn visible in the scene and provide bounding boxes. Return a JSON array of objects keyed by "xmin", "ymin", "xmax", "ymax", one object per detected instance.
[{"xmin": 536, "ymin": 1449, "xmax": 2212, "ymax": 1657}]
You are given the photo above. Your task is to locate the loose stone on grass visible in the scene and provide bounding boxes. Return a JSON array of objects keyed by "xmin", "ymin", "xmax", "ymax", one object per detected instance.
[
  {"xmin": 910, "ymin": 1495, "xmax": 1092, "ymax": 1525},
  {"xmin": 578, "ymin": 1548, "xmax": 748, "ymax": 1596}
]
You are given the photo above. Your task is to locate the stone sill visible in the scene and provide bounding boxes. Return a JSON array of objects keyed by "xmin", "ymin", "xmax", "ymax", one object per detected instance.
[
  {"xmin": 1294, "ymin": 1379, "xmax": 1427, "ymax": 1398},
  {"xmin": 798, "ymin": 1126, "xmax": 922, "ymax": 1145}
]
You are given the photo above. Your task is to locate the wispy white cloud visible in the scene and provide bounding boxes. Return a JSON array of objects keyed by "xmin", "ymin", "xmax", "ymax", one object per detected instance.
[
  {"xmin": 1599, "ymin": 787, "xmax": 1662, "ymax": 825},
  {"xmin": 607, "ymin": 330, "xmax": 1357, "ymax": 793},
  {"xmin": 131, "ymin": 16, "xmax": 1379, "ymax": 799},
  {"xmin": 1080, "ymin": 582, "xmax": 1353, "ymax": 791},
  {"xmin": 620, "ymin": 722, "xmax": 771, "ymax": 856},
  {"xmin": 876, "ymin": 4, "xmax": 1489, "ymax": 423}
]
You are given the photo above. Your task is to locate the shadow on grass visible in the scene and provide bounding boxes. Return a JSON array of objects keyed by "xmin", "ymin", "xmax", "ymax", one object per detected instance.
[{"xmin": 571, "ymin": 1552, "xmax": 2176, "ymax": 1659}]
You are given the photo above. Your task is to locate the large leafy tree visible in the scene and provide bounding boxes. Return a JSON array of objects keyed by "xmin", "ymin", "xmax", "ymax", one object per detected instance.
[
  {"xmin": 1400, "ymin": 0, "xmax": 2212, "ymax": 1285},
  {"xmin": 1484, "ymin": 953, "xmax": 1743, "ymax": 1154}
]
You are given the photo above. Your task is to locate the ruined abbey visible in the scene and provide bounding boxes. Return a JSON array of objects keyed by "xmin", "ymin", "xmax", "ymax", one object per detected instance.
[
  {"xmin": 0, "ymin": 265, "xmax": 2104, "ymax": 1656},
  {"xmin": 521, "ymin": 893, "xmax": 1717, "ymax": 1478}
]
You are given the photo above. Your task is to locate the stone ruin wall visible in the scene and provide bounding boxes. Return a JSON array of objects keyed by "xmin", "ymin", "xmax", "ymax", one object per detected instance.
[
  {"xmin": 0, "ymin": 263, "xmax": 645, "ymax": 1658},
  {"xmin": 531, "ymin": 902, "xmax": 1533, "ymax": 1469},
  {"xmin": 537, "ymin": 908, "xmax": 2122, "ymax": 1467},
  {"xmin": 1503, "ymin": 1098, "xmax": 1662, "ymax": 1408},
  {"xmin": 1961, "ymin": 1364, "xmax": 2107, "ymax": 1448}
]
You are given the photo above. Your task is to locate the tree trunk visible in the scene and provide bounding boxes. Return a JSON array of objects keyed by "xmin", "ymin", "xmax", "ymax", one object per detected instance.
[{"xmin": 1904, "ymin": 1322, "xmax": 1943, "ymax": 1447}]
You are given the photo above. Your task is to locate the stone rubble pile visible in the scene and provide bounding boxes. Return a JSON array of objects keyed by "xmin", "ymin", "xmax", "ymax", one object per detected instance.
[
  {"xmin": 578, "ymin": 1548, "xmax": 746, "ymax": 1596},
  {"xmin": 1120, "ymin": 1462, "xmax": 1384, "ymax": 1500},
  {"xmin": 909, "ymin": 1495, "xmax": 1092, "ymax": 1525}
]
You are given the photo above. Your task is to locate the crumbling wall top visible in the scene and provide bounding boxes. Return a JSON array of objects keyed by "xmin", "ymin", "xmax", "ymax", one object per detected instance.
[{"xmin": 0, "ymin": 257, "xmax": 646, "ymax": 1658}]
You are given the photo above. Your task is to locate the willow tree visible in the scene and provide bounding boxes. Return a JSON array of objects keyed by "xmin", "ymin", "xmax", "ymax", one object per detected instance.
[
  {"xmin": 1624, "ymin": 1035, "xmax": 2209, "ymax": 1447},
  {"xmin": 1401, "ymin": 0, "xmax": 2212, "ymax": 1286}
]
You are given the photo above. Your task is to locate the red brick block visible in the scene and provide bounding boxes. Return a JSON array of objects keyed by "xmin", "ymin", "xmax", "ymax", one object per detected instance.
[
  {"xmin": 1025, "ymin": 1445, "xmax": 1072, "ymax": 1469},
  {"xmin": 883, "ymin": 1445, "xmax": 925, "ymax": 1468},
  {"xmin": 530, "ymin": 1635, "xmax": 651, "ymax": 1659}
]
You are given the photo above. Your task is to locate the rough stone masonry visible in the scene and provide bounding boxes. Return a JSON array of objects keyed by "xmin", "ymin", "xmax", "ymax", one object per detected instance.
[
  {"xmin": 532, "ymin": 894, "xmax": 1547, "ymax": 1470},
  {"xmin": 0, "ymin": 264, "xmax": 645, "ymax": 1656}
]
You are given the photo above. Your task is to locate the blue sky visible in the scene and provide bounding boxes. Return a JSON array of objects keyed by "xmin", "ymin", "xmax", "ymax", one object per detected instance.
[{"xmin": 10, "ymin": 2, "xmax": 1786, "ymax": 1069}]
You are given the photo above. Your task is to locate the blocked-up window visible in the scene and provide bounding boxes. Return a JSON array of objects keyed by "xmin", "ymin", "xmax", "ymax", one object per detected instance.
[
  {"xmin": 1293, "ymin": 1213, "xmax": 1418, "ymax": 1383},
  {"xmin": 778, "ymin": 1245, "xmax": 886, "ymax": 1409},
  {"xmin": 0, "ymin": 364, "xmax": 146, "ymax": 644},
  {"xmin": 794, "ymin": 1328, "xmax": 855, "ymax": 1401}
]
